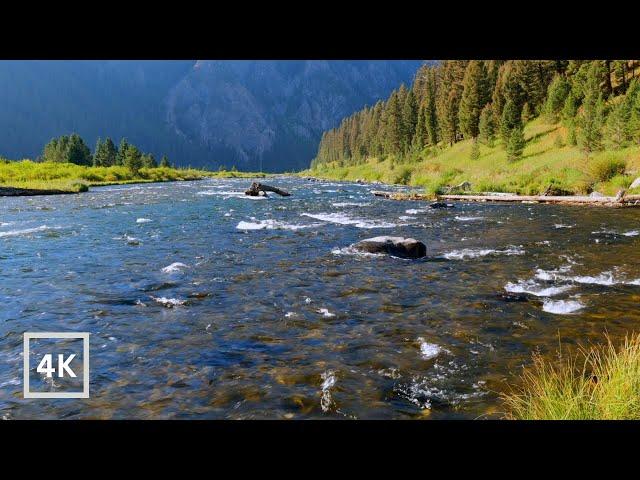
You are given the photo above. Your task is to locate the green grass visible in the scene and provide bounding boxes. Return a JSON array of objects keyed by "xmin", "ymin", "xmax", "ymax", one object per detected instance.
[
  {"xmin": 502, "ymin": 334, "xmax": 640, "ymax": 420},
  {"xmin": 0, "ymin": 160, "xmax": 267, "ymax": 192},
  {"xmin": 303, "ymin": 118, "xmax": 640, "ymax": 196}
]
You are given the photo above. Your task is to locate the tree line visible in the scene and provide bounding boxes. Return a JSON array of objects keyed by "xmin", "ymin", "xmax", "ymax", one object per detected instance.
[
  {"xmin": 40, "ymin": 133, "xmax": 173, "ymax": 174},
  {"xmin": 312, "ymin": 60, "xmax": 640, "ymax": 167}
]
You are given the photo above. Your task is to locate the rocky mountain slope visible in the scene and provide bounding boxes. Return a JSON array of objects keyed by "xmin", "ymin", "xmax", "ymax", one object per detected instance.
[{"xmin": 0, "ymin": 60, "xmax": 422, "ymax": 171}]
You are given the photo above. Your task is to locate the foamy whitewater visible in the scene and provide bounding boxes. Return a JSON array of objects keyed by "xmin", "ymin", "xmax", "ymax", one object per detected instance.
[
  {"xmin": 505, "ymin": 280, "xmax": 573, "ymax": 297},
  {"xmin": 0, "ymin": 225, "xmax": 55, "ymax": 238},
  {"xmin": 417, "ymin": 338, "xmax": 442, "ymax": 360},
  {"xmin": 161, "ymin": 262, "xmax": 189, "ymax": 274},
  {"xmin": 301, "ymin": 212, "xmax": 396, "ymax": 229},
  {"xmin": 237, "ymin": 218, "xmax": 318, "ymax": 231},
  {"xmin": 443, "ymin": 246, "xmax": 525, "ymax": 260},
  {"xmin": 542, "ymin": 299, "xmax": 584, "ymax": 314}
]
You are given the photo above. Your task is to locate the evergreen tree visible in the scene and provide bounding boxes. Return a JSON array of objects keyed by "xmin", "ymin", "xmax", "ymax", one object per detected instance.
[
  {"xmin": 401, "ymin": 89, "xmax": 418, "ymax": 152},
  {"xmin": 413, "ymin": 104, "xmax": 427, "ymax": 150},
  {"xmin": 561, "ymin": 91, "xmax": 579, "ymax": 124},
  {"xmin": 478, "ymin": 104, "xmax": 496, "ymax": 146},
  {"xmin": 93, "ymin": 138, "xmax": 103, "ymax": 166},
  {"xmin": 424, "ymin": 70, "xmax": 439, "ymax": 145},
  {"xmin": 500, "ymin": 100, "xmax": 522, "ymax": 144},
  {"xmin": 160, "ymin": 155, "xmax": 171, "ymax": 168},
  {"xmin": 470, "ymin": 138, "xmax": 480, "ymax": 160},
  {"xmin": 459, "ymin": 60, "xmax": 490, "ymax": 140},
  {"xmin": 506, "ymin": 125, "xmax": 525, "ymax": 161},
  {"xmin": 102, "ymin": 137, "xmax": 118, "ymax": 166},
  {"xmin": 123, "ymin": 145, "xmax": 143, "ymax": 174},
  {"xmin": 142, "ymin": 153, "xmax": 158, "ymax": 168},
  {"xmin": 628, "ymin": 80, "xmax": 640, "ymax": 144},
  {"xmin": 42, "ymin": 133, "xmax": 91, "ymax": 165},
  {"xmin": 543, "ymin": 75, "xmax": 571, "ymax": 122},
  {"xmin": 116, "ymin": 138, "xmax": 129, "ymax": 166},
  {"xmin": 66, "ymin": 134, "xmax": 92, "ymax": 166},
  {"xmin": 521, "ymin": 102, "xmax": 533, "ymax": 123},
  {"xmin": 604, "ymin": 100, "xmax": 630, "ymax": 149},
  {"xmin": 577, "ymin": 62, "xmax": 605, "ymax": 155},
  {"xmin": 383, "ymin": 90, "xmax": 402, "ymax": 154}
]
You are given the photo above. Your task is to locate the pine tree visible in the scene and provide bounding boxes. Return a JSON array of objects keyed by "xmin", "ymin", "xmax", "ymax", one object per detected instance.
[
  {"xmin": 160, "ymin": 155, "xmax": 171, "ymax": 168},
  {"xmin": 383, "ymin": 90, "xmax": 402, "ymax": 154},
  {"xmin": 577, "ymin": 62, "xmax": 605, "ymax": 155},
  {"xmin": 500, "ymin": 100, "xmax": 522, "ymax": 144},
  {"xmin": 414, "ymin": 104, "xmax": 427, "ymax": 150},
  {"xmin": 479, "ymin": 104, "xmax": 496, "ymax": 146},
  {"xmin": 470, "ymin": 138, "xmax": 480, "ymax": 160},
  {"xmin": 116, "ymin": 138, "xmax": 129, "ymax": 166},
  {"xmin": 561, "ymin": 91, "xmax": 579, "ymax": 125},
  {"xmin": 123, "ymin": 145, "xmax": 143, "ymax": 174},
  {"xmin": 628, "ymin": 80, "xmax": 640, "ymax": 144},
  {"xmin": 604, "ymin": 100, "xmax": 630, "ymax": 149},
  {"xmin": 401, "ymin": 88, "xmax": 418, "ymax": 153},
  {"xmin": 506, "ymin": 125, "xmax": 525, "ymax": 161},
  {"xmin": 102, "ymin": 137, "xmax": 117, "ymax": 166},
  {"xmin": 543, "ymin": 75, "xmax": 571, "ymax": 122},
  {"xmin": 93, "ymin": 138, "xmax": 103, "ymax": 166},
  {"xmin": 521, "ymin": 102, "xmax": 533, "ymax": 123},
  {"xmin": 142, "ymin": 153, "xmax": 158, "ymax": 168},
  {"xmin": 424, "ymin": 70, "xmax": 438, "ymax": 145},
  {"xmin": 459, "ymin": 60, "xmax": 490, "ymax": 140}
]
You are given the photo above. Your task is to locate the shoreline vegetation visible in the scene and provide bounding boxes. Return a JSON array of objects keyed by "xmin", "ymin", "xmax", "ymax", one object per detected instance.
[
  {"xmin": 305, "ymin": 60, "xmax": 640, "ymax": 199},
  {"xmin": 503, "ymin": 334, "xmax": 640, "ymax": 420},
  {"xmin": 0, "ymin": 132, "xmax": 266, "ymax": 196},
  {"xmin": 301, "ymin": 117, "xmax": 640, "ymax": 199},
  {"xmin": 0, "ymin": 160, "xmax": 266, "ymax": 196}
]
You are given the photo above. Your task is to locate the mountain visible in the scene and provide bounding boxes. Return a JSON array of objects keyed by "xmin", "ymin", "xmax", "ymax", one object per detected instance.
[{"xmin": 0, "ymin": 60, "xmax": 423, "ymax": 171}]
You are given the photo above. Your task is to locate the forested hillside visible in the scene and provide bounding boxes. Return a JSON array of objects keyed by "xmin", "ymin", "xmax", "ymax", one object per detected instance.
[
  {"xmin": 310, "ymin": 60, "xmax": 640, "ymax": 195},
  {"xmin": 0, "ymin": 60, "xmax": 422, "ymax": 171}
]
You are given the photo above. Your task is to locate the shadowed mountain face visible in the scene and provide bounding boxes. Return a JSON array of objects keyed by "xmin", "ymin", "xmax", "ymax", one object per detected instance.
[{"xmin": 0, "ymin": 60, "xmax": 422, "ymax": 171}]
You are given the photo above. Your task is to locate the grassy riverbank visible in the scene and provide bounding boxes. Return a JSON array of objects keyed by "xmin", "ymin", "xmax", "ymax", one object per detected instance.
[
  {"xmin": 503, "ymin": 334, "xmax": 640, "ymax": 420},
  {"xmin": 303, "ymin": 118, "xmax": 640, "ymax": 196},
  {"xmin": 0, "ymin": 160, "xmax": 266, "ymax": 193}
]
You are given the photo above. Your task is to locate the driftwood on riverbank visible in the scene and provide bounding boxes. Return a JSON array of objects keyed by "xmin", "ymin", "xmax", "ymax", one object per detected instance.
[
  {"xmin": 440, "ymin": 193, "xmax": 640, "ymax": 207},
  {"xmin": 245, "ymin": 182, "xmax": 291, "ymax": 197},
  {"xmin": 0, "ymin": 186, "xmax": 77, "ymax": 197},
  {"xmin": 372, "ymin": 189, "xmax": 640, "ymax": 207},
  {"xmin": 372, "ymin": 190, "xmax": 434, "ymax": 201}
]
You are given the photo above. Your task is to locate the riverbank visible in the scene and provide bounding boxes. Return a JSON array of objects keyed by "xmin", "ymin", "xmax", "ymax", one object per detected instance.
[
  {"xmin": 302, "ymin": 118, "xmax": 640, "ymax": 197},
  {"xmin": 503, "ymin": 334, "xmax": 640, "ymax": 420},
  {"xmin": 0, "ymin": 160, "xmax": 267, "ymax": 196}
]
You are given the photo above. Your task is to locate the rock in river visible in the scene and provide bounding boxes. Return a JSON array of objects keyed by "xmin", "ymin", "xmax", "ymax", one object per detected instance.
[{"xmin": 352, "ymin": 236, "xmax": 427, "ymax": 259}]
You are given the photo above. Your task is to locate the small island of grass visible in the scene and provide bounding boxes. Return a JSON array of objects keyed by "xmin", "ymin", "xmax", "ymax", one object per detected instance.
[{"xmin": 0, "ymin": 133, "xmax": 266, "ymax": 195}]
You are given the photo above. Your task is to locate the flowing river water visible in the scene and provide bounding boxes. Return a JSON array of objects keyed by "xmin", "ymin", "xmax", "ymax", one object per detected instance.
[{"xmin": 1, "ymin": 177, "xmax": 639, "ymax": 419}]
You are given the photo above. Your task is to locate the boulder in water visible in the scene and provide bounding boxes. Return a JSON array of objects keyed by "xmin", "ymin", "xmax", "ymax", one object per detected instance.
[
  {"xmin": 352, "ymin": 236, "xmax": 426, "ymax": 259},
  {"xmin": 430, "ymin": 202, "xmax": 455, "ymax": 209},
  {"xmin": 496, "ymin": 292, "xmax": 528, "ymax": 302}
]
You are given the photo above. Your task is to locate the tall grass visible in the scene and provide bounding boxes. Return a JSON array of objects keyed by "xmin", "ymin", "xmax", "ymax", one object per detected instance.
[
  {"xmin": 303, "ymin": 118, "xmax": 640, "ymax": 196},
  {"xmin": 502, "ymin": 334, "xmax": 640, "ymax": 420},
  {"xmin": 0, "ymin": 160, "xmax": 265, "ymax": 192}
]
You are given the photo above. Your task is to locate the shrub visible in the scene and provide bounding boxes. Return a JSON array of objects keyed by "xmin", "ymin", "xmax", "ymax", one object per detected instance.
[
  {"xmin": 503, "ymin": 334, "xmax": 640, "ymax": 420},
  {"xmin": 589, "ymin": 156, "xmax": 626, "ymax": 182}
]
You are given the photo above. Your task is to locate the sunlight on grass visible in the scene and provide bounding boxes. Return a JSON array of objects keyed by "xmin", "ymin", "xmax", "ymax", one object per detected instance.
[
  {"xmin": 502, "ymin": 333, "xmax": 640, "ymax": 420},
  {"xmin": 304, "ymin": 118, "xmax": 640, "ymax": 195},
  {"xmin": 0, "ymin": 160, "xmax": 266, "ymax": 192}
]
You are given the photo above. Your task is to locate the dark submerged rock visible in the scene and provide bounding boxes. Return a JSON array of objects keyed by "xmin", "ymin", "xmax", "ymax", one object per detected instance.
[
  {"xmin": 496, "ymin": 292, "xmax": 528, "ymax": 302},
  {"xmin": 353, "ymin": 236, "xmax": 427, "ymax": 259},
  {"xmin": 430, "ymin": 202, "xmax": 455, "ymax": 209}
]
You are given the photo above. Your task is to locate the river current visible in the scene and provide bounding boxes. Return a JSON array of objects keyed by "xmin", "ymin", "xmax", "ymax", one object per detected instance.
[{"xmin": 1, "ymin": 177, "xmax": 639, "ymax": 419}]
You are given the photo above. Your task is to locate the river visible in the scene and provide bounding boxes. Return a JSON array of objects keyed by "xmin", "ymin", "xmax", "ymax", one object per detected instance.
[{"xmin": 1, "ymin": 177, "xmax": 639, "ymax": 419}]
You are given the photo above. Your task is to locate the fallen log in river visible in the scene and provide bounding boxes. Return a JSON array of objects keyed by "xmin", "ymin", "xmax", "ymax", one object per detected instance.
[
  {"xmin": 371, "ymin": 190, "xmax": 640, "ymax": 207},
  {"xmin": 245, "ymin": 182, "xmax": 291, "ymax": 197}
]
